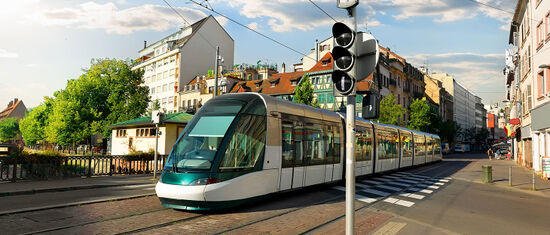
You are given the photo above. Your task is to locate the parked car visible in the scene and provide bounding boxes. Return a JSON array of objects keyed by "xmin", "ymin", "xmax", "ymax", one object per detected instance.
[{"xmin": 454, "ymin": 144, "xmax": 466, "ymax": 153}]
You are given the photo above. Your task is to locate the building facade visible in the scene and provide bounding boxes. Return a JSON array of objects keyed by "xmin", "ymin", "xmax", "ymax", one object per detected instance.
[
  {"xmin": 507, "ymin": 0, "xmax": 550, "ymax": 171},
  {"xmin": 0, "ymin": 98, "xmax": 26, "ymax": 121},
  {"xmin": 132, "ymin": 16, "xmax": 234, "ymax": 113}
]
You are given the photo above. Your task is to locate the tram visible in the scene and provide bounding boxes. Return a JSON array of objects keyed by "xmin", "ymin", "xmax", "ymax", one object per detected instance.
[{"xmin": 155, "ymin": 93, "xmax": 442, "ymax": 210}]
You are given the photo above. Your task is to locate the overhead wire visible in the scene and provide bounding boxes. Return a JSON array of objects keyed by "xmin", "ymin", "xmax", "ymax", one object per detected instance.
[
  {"xmin": 308, "ymin": 0, "xmax": 338, "ymax": 23},
  {"xmin": 161, "ymin": 0, "xmax": 216, "ymax": 50},
  {"xmin": 189, "ymin": 0, "xmax": 317, "ymax": 61}
]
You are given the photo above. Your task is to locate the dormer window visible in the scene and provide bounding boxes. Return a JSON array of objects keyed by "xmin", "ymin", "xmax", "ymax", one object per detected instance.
[
  {"xmin": 270, "ymin": 82, "xmax": 276, "ymax": 88},
  {"xmin": 322, "ymin": 59, "xmax": 330, "ymax": 66},
  {"xmin": 291, "ymin": 81, "xmax": 297, "ymax": 86},
  {"xmin": 256, "ymin": 83, "xmax": 260, "ymax": 88}
]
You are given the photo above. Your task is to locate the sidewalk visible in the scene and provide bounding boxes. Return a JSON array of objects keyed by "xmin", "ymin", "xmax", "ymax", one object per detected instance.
[
  {"xmin": 0, "ymin": 174, "xmax": 159, "ymax": 197},
  {"xmin": 450, "ymin": 154, "xmax": 550, "ymax": 197}
]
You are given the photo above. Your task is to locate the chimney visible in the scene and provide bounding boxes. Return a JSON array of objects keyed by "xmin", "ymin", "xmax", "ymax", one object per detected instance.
[
  {"xmin": 282, "ymin": 62, "xmax": 286, "ymax": 73},
  {"xmin": 14, "ymin": 98, "xmax": 18, "ymax": 104},
  {"xmin": 144, "ymin": 40, "xmax": 147, "ymax": 49},
  {"xmin": 8, "ymin": 101, "xmax": 13, "ymax": 107},
  {"xmin": 315, "ymin": 39, "xmax": 319, "ymax": 62}
]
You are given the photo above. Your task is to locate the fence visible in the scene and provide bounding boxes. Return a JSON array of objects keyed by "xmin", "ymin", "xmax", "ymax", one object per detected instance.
[{"xmin": 0, "ymin": 155, "xmax": 167, "ymax": 182}]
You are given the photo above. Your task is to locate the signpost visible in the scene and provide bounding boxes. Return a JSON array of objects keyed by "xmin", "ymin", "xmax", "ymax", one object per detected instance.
[
  {"xmin": 152, "ymin": 111, "xmax": 164, "ymax": 179},
  {"xmin": 332, "ymin": 1, "xmax": 379, "ymax": 234}
]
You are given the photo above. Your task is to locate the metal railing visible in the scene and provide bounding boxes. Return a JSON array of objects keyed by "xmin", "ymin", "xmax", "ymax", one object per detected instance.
[{"xmin": 0, "ymin": 155, "xmax": 167, "ymax": 182}]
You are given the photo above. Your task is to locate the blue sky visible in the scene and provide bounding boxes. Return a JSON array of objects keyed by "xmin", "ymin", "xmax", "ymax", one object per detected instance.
[{"xmin": 0, "ymin": 0, "xmax": 515, "ymax": 108}]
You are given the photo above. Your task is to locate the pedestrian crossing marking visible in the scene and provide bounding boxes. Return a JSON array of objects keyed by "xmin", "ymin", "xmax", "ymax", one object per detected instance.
[
  {"xmin": 334, "ymin": 186, "xmax": 346, "ymax": 192},
  {"xmin": 356, "ymin": 194, "xmax": 377, "ymax": 203},
  {"xmin": 394, "ymin": 179, "xmax": 421, "ymax": 184},
  {"xmin": 408, "ymin": 187, "xmax": 433, "ymax": 194},
  {"xmin": 386, "ymin": 182, "xmax": 412, "ymax": 187},
  {"xmin": 376, "ymin": 185, "xmax": 402, "ymax": 192},
  {"xmin": 417, "ymin": 184, "xmax": 440, "ymax": 189},
  {"xmin": 439, "ymin": 179, "xmax": 450, "ymax": 182},
  {"xmin": 399, "ymin": 193, "xmax": 425, "ymax": 200},
  {"xmin": 355, "ymin": 183, "xmax": 371, "ymax": 188},
  {"xmin": 434, "ymin": 182, "xmax": 445, "ymax": 186},
  {"xmin": 384, "ymin": 197, "xmax": 415, "ymax": 207},
  {"xmin": 362, "ymin": 188, "xmax": 391, "ymax": 197},
  {"xmin": 362, "ymin": 179, "xmax": 384, "ymax": 185}
]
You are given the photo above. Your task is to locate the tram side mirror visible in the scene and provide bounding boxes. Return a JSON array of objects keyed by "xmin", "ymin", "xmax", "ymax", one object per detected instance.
[{"xmin": 362, "ymin": 91, "xmax": 379, "ymax": 119}]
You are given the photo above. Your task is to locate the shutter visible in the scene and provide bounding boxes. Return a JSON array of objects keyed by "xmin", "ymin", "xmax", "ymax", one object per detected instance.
[{"xmin": 546, "ymin": 69, "xmax": 550, "ymax": 95}]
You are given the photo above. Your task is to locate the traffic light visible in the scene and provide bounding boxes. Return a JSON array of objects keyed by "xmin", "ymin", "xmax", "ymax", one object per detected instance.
[
  {"xmin": 331, "ymin": 22, "xmax": 379, "ymax": 97},
  {"xmin": 362, "ymin": 90, "xmax": 379, "ymax": 119}
]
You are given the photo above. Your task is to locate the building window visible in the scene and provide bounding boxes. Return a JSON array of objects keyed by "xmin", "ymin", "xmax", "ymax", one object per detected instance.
[
  {"xmin": 182, "ymin": 100, "xmax": 186, "ymax": 107},
  {"xmin": 116, "ymin": 129, "xmax": 127, "ymax": 137},
  {"xmin": 527, "ymin": 84, "xmax": 533, "ymax": 110},
  {"xmin": 151, "ymin": 87, "xmax": 155, "ymax": 94},
  {"xmin": 270, "ymin": 82, "xmax": 276, "ymax": 88},
  {"xmin": 258, "ymin": 74, "xmax": 264, "ymax": 80},
  {"xmin": 398, "ymin": 94, "xmax": 401, "ymax": 104},
  {"xmin": 537, "ymin": 21, "xmax": 544, "ymax": 49},
  {"xmin": 546, "ymin": 12, "xmax": 550, "ymax": 40},
  {"xmin": 538, "ymin": 70, "xmax": 545, "ymax": 99},
  {"xmin": 291, "ymin": 81, "xmax": 297, "ymax": 86}
]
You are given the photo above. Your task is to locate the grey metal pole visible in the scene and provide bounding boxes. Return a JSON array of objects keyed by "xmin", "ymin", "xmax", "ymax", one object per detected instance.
[
  {"xmin": 508, "ymin": 166, "xmax": 512, "ymax": 187},
  {"xmin": 532, "ymin": 170, "xmax": 536, "ymax": 191},
  {"xmin": 214, "ymin": 46, "xmax": 219, "ymax": 97},
  {"xmin": 154, "ymin": 123, "xmax": 159, "ymax": 179},
  {"xmin": 345, "ymin": 6, "xmax": 357, "ymax": 235}
]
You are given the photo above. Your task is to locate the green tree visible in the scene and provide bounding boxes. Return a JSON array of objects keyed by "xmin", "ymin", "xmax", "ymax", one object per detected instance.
[
  {"xmin": 146, "ymin": 99, "xmax": 161, "ymax": 116},
  {"xmin": 378, "ymin": 93, "xmax": 406, "ymax": 126},
  {"xmin": 19, "ymin": 98, "xmax": 54, "ymax": 145},
  {"xmin": 0, "ymin": 118, "xmax": 20, "ymax": 142},
  {"xmin": 46, "ymin": 58, "xmax": 150, "ymax": 146},
  {"xmin": 439, "ymin": 121, "xmax": 458, "ymax": 145},
  {"xmin": 408, "ymin": 98, "xmax": 431, "ymax": 131},
  {"xmin": 294, "ymin": 75, "xmax": 315, "ymax": 106}
]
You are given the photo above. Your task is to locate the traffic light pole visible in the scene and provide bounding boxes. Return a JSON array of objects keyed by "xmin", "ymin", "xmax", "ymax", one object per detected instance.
[{"xmin": 345, "ymin": 6, "xmax": 357, "ymax": 235}]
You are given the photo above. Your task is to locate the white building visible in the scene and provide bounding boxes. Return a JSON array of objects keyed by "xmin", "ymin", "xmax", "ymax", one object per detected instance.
[
  {"xmin": 132, "ymin": 15, "xmax": 234, "ymax": 113},
  {"xmin": 431, "ymin": 73, "xmax": 483, "ymax": 142},
  {"xmin": 178, "ymin": 74, "xmax": 241, "ymax": 113},
  {"xmin": 109, "ymin": 113, "xmax": 193, "ymax": 155}
]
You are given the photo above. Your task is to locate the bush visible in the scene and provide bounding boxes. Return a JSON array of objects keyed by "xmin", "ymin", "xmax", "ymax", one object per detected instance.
[{"xmin": 123, "ymin": 150, "xmax": 155, "ymax": 161}]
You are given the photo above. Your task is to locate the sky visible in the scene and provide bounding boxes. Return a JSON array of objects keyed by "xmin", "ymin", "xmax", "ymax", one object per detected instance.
[{"xmin": 0, "ymin": 0, "xmax": 516, "ymax": 109}]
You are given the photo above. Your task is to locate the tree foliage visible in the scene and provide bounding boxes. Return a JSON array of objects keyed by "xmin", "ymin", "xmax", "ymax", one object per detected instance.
[
  {"xmin": 19, "ymin": 98, "xmax": 53, "ymax": 145},
  {"xmin": 0, "ymin": 118, "xmax": 20, "ymax": 142},
  {"xmin": 45, "ymin": 59, "xmax": 150, "ymax": 146},
  {"xmin": 378, "ymin": 93, "xmax": 406, "ymax": 126},
  {"xmin": 294, "ymin": 75, "xmax": 315, "ymax": 106},
  {"xmin": 439, "ymin": 120, "xmax": 458, "ymax": 144},
  {"xmin": 408, "ymin": 98, "xmax": 431, "ymax": 131}
]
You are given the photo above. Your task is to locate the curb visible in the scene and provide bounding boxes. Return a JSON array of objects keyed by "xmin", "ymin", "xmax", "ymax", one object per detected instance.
[{"xmin": 0, "ymin": 182, "xmax": 156, "ymax": 197}]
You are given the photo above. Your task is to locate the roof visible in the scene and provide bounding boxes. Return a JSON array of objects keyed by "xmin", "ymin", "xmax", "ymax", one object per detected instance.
[
  {"xmin": 261, "ymin": 71, "xmax": 305, "ymax": 95},
  {"xmin": 0, "ymin": 99, "xmax": 25, "ymax": 120},
  {"xmin": 356, "ymin": 73, "xmax": 374, "ymax": 92},
  {"xmin": 109, "ymin": 112, "xmax": 194, "ymax": 128},
  {"xmin": 139, "ymin": 16, "xmax": 210, "ymax": 53},
  {"xmin": 379, "ymin": 46, "xmax": 405, "ymax": 65},
  {"xmin": 230, "ymin": 80, "xmax": 264, "ymax": 93},
  {"xmin": 308, "ymin": 52, "xmax": 333, "ymax": 73}
]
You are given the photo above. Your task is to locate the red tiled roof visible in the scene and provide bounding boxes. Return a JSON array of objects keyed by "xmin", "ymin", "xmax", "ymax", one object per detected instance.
[
  {"xmin": 261, "ymin": 71, "xmax": 305, "ymax": 95},
  {"xmin": 356, "ymin": 73, "xmax": 374, "ymax": 92},
  {"xmin": 230, "ymin": 80, "xmax": 264, "ymax": 93},
  {"xmin": 308, "ymin": 52, "xmax": 333, "ymax": 73}
]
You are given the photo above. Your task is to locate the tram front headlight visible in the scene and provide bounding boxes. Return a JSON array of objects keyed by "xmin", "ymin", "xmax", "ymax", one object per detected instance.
[{"xmin": 188, "ymin": 177, "xmax": 221, "ymax": 186}]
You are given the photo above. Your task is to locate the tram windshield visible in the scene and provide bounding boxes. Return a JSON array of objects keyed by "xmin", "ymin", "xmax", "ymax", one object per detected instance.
[{"xmin": 166, "ymin": 100, "xmax": 245, "ymax": 171}]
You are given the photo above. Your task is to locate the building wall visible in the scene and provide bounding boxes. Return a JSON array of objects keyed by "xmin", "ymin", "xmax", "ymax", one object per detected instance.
[
  {"xmin": 111, "ymin": 126, "xmax": 170, "ymax": 155},
  {"xmin": 303, "ymin": 38, "xmax": 333, "ymax": 71}
]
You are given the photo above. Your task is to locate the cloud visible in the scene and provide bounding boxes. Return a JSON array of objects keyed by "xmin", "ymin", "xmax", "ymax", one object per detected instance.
[
  {"xmin": 403, "ymin": 51, "xmax": 506, "ymax": 101},
  {"xmin": 26, "ymin": 63, "xmax": 39, "ymax": 68},
  {"xmin": 247, "ymin": 22, "xmax": 259, "ymax": 30},
  {"xmin": 0, "ymin": 48, "xmax": 18, "ymax": 58},
  {"xmin": 28, "ymin": 2, "xmax": 209, "ymax": 34}
]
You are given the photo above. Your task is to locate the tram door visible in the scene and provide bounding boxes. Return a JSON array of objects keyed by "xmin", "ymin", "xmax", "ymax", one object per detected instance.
[{"xmin": 280, "ymin": 120, "xmax": 306, "ymax": 190}]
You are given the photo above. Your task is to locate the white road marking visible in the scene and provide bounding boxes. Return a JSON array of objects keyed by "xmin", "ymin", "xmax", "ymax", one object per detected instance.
[
  {"xmin": 356, "ymin": 194, "xmax": 377, "ymax": 203},
  {"xmin": 386, "ymin": 182, "xmax": 412, "ymax": 187},
  {"xmin": 362, "ymin": 179, "xmax": 384, "ymax": 185},
  {"xmin": 438, "ymin": 179, "xmax": 450, "ymax": 182},
  {"xmin": 394, "ymin": 179, "xmax": 421, "ymax": 184},
  {"xmin": 434, "ymin": 182, "xmax": 445, "ymax": 186},
  {"xmin": 384, "ymin": 197, "xmax": 415, "ymax": 207},
  {"xmin": 376, "ymin": 185, "xmax": 402, "ymax": 192},
  {"xmin": 399, "ymin": 193, "xmax": 425, "ymax": 200},
  {"xmin": 334, "ymin": 186, "xmax": 346, "ymax": 192},
  {"xmin": 409, "ymin": 187, "xmax": 433, "ymax": 194},
  {"xmin": 417, "ymin": 184, "xmax": 440, "ymax": 189},
  {"xmin": 362, "ymin": 188, "xmax": 391, "ymax": 197}
]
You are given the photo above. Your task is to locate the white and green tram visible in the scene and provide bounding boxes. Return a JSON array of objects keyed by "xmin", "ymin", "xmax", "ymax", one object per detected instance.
[{"xmin": 155, "ymin": 93, "xmax": 442, "ymax": 210}]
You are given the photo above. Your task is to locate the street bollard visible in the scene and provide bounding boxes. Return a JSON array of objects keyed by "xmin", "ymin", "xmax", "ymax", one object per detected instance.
[
  {"xmin": 482, "ymin": 165, "xmax": 493, "ymax": 183},
  {"xmin": 532, "ymin": 171, "xmax": 536, "ymax": 191},
  {"xmin": 508, "ymin": 166, "xmax": 512, "ymax": 187}
]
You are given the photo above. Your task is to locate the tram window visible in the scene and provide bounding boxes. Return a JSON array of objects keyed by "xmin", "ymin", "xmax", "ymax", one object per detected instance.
[
  {"xmin": 219, "ymin": 114, "xmax": 266, "ymax": 171},
  {"xmin": 365, "ymin": 127, "xmax": 373, "ymax": 161},
  {"xmin": 307, "ymin": 124, "xmax": 326, "ymax": 165},
  {"xmin": 294, "ymin": 122, "xmax": 304, "ymax": 166},
  {"xmin": 325, "ymin": 126, "xmax": 334, "ymax": 164},
  {"xmin": 282, "ymin": 122, "xmax": 294, "ymax": 168},
  {"xmin": 334, "ymin": 127, "xmax": 341, "ymax": 163},
  {"xmin": 402, "ymin": 133, "xmax": 413, "ymax": 159},
  {"xmin": 390, "ymin": 130, "xmax": 398, "ymax": 159},
  {"xmin": 435, "ymin": 139, "xmax": 442, "ymax": 154},
  {"xmin": 414, "ymin": 135, "xmax": 425, "ymax": 156},
  {"xmin": 355, "ymin": 128, "xmax": 366, "ymax": 161}
]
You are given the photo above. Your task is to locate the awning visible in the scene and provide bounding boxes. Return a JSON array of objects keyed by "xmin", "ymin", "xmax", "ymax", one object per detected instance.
[{"xmin": 532, "ymin": 102, "xmax": 550, "ymax": 131}]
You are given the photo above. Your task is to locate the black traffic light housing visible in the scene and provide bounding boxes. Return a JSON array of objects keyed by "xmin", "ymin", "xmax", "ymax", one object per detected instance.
[
  {"xmin": 332, "ymin": 22, "xmax": 357, "ymax": 96},
  {"xmin": 362, "ymin": 90, "xmax": 380, "ymax": 119}
]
